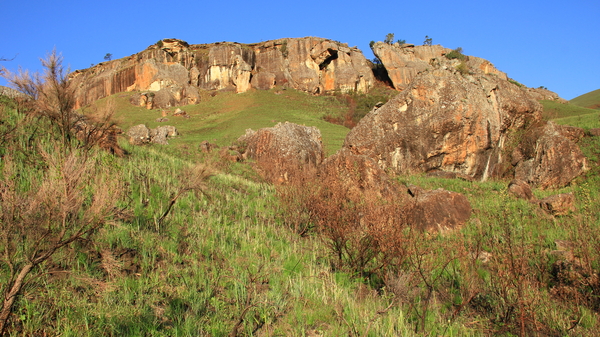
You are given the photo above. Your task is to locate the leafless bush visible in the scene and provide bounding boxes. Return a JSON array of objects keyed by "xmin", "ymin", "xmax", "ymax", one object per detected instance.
[
  {"xmin": 2, "ymin": 50, "xmax": 122, "ymax": 155},
  {"xmin": 0, "ymin": 151, "xmax": 121, "ymax": 334}
]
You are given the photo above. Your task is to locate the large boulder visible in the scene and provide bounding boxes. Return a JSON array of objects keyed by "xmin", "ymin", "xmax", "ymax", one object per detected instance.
[
  {"xmin": 344, "ymin": 66, "xmax": 542, "ymax": 180},
  {"xmin": 318, "ymin": 147, "xmax": 405, "ymax": 202},
  {"xmin": 404, "ymin": 187, "xmax": 472, "ymax": 232},
  {"xmin": 237, "ymin": 122, "xmax": 324, "ymax": 183},
  {"xmin": 513, "ymin": 122, "xmax": 587, "ymax": 189}
]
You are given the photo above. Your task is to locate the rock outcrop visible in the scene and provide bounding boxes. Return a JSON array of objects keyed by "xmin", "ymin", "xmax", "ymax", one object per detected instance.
[
  {"xmin": 405, "ymin": 186, "xmax": 472, "ymax": 232},
  {"xmin": 126, "ymin": 124, "xmax": 178, "ymax": 145},
  {"xmin": 526, "ymin": 87, "xmax": 567, "ymax": 103},
  {"xmin": 70, "ymin": 38, "xmax": 375, "ymax": 109},
  {"xmin": 237, "ymin": 122, "xmax": 324, "ymax": 183},
  {"xmin": 344, "ymin": 65, "xmax": 542, "ymax": 180},
  {"xmin": 513, "ymin": 122, "xmax": 587, "ymax": 189},
  {"xmin": 371, "ymin": 42, "xmax": 507, "ymax": 90}
]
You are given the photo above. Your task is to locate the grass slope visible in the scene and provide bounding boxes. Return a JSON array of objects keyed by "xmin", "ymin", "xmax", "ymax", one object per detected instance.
[
  {"xmin": 94, "ymin": 89, "xmax": 352, "ymax": 155},
  {"xmin": 4, "ymin": 88, "xmax": 600, "ymax": 335},
  {"xmin": 570, "ymin": 88, "xmax": 600, "ymax": 110}
]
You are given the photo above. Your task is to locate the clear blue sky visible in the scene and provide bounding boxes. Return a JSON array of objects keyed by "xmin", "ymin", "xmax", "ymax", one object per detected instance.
[{"xmin": 1, "ymin": 0, "xmax": 598, "ymax": 100}]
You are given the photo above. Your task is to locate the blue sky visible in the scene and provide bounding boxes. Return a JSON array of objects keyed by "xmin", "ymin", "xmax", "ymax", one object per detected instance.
[{"xmin": 1, "ymin": 0, "xmax": 598, "ymax": 100}]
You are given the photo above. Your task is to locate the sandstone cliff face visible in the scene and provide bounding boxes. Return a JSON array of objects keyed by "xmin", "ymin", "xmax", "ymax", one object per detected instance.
[
  {"xmin": 371, "ymin": 42, "xmax": 507, "ymax": 90},
  {"xmin": 70, "ymin": 38, "xmax": 375, "ymax": 109},
  {"xmin": 344, "ymin": 65, "xmax": 542, "ymax": 180}
]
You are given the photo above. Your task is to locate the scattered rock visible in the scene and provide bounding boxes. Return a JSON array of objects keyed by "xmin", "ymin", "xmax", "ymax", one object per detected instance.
[
  {"xmin": 508, "ymin": 179, "xmax": 534, "ymax": 201},
  {"xmin": 588, "ymin": 128, "xmax": 600, "ymax": 137},
  {"xmin": 219, "ymin": 147, "xmax": 242, "ymax": 162},
  {"xmin": 156, "ymin": 117, "xmax": 169, "ymax": 122},
  {"xmin": 127, "ymin": 124, "xmax": 151, "ymax": 145},
  {"xmin": 199, "ymin": 140, "xmax": 219, "ymax": 153},
  {"xmin": 126, "ymin": 124, "xmax": 178, "ymax": 145},
  {"xmin": 537, "ymin": 193, "xmax": 576, "ymax": 216},
  {"xmin": 173, "ymin": 108, "xmax": 189, "ymax": 117}
]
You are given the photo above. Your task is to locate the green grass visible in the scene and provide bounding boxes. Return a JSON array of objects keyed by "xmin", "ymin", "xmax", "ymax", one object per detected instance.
[
  {"xmin": 570, "ymin": 88, "xmax": 600, "ymax": 110},
  {"xmin": 540, "ymin": 99, "xmax": 598, "ymax": 121},
  {"xmin": 4, "ymin": 89, "xmax": 600, "ymax": 336},
  {"xmin": 92, "ymin": 88, "xmax": 351, "ymax": 155}
]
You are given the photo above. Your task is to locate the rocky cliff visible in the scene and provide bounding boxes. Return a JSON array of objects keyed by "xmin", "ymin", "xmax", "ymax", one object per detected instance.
[
  {"xmin": 371, "ymin": 42, "xmax": 508, "ymax": 91},
  {"xmin": 343, "ymin": 58, "xmax": 586, "ymax": 188},
  {"xmin": 70, "ymin": 37, "xmax": 375, "ymax": 109}
]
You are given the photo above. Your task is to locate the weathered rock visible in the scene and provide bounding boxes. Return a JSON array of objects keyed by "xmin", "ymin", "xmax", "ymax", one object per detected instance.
[
  {"xmin": 344, "ymin": 66, "xmax": 542, "ymax": 180},
  {"xmin": 508, "ymin": 179, "xmax": 535, "ymax": 201},
  {"xmin": 589, "ymin": 128, "xmax": 600, "ymax": 137},
  {"xmin": 126, "ymin": 124, "xmax": 178, "ymax": 145},
  {"xmin": 537, "ymin": 193, "xmax": 575, "ymax": 216},
  {"xmin": 371, "ymin": 42, "xmax": 507, "ymax": 90},
  {"xmin": 70, "ymin": 37, "xmax": 375, "ymax": 108},
  {"xmin": 199, "ymin": 140, "xmax": 219, "ymax": 153},
  {"xmin": 237, "ymin": 122, "xmax": 324, "ymax": 183},
  {"xmin": 526, "ymin": 87, "xmax": 567, "ymax": 103},
  {"xmin": 514, "ymin": 122, "xmax": 587, "ymax": 189},
  {"xmin": 403, "ymin": 188, "xmax": 472, "ymax": 232},
  {"xmin": 319, "ymin": 147, "xmax": 405, "ymax": 201},
  {"xmin": 127, "ymin": 124, "xmax": 151, "ymax": 145}
]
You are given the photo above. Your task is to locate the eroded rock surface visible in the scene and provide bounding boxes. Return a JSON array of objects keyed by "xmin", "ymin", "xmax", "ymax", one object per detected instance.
[
  {"xmin": 344, "ymin": 66, "xmax": 541, "ymax": 180},
  {"xmin": 127, "ymin": 124, "xmax": 178, "ymax": 145},
  {"xmin": 70, "ymin": 38, "xmax": 375, "ymax": 109},
  {"xmin": 237, "ymin": 122, "xmax": 324, "ymax": 183},
  {"xmin": 404, "ymin": 188, "xmax": 472, "ymax": 232},
  {"xmin": 514, "ymin": 122, "xmax": 587, "ymax": 189},
  {"xmin": 371, "ymin": 42, "xmax": 507, "ymax": 90}
]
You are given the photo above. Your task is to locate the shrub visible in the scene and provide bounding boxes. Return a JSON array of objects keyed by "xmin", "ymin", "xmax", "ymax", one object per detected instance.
[{"xmin": 445, "ymin": 47, "xmax": 466, "ymax": 61}]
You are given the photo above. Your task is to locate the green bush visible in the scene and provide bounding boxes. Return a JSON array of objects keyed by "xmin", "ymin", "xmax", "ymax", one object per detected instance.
[{"xmin": 445, "ymin": 47, "xmax": 466, "ymax": 61}]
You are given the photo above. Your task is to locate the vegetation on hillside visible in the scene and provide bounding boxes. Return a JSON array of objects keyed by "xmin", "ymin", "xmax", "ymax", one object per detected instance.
[
  {"xmin": 1, "ymin": 54, "xmax": 600, "ymax": 336},
  {"xmin": 541, "ymin": 100, "xmax": 600, "ymax": 122},
  {"xmin": 570, "ymin": 88, "xmax": 600, "ymax": 110}
]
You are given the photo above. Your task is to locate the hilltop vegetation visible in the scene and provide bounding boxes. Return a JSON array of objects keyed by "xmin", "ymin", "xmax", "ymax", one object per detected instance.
[
  {"xmin": 2, "ymin": 53, "xmax": 600, "ymax": 336},
  {"xmin": 571, "ymin": 89, "xmax": 600, "ymax": 110}
]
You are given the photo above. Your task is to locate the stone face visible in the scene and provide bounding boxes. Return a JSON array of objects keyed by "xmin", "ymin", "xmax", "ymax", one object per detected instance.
[
  {"xmin": 371, "ymin": 42, "xmax": 507, "ymax": 90},
  {"xmin": 70, "ymin": 37, "xmax": 375, "ymax": 108},
  {"xmin": 344, "ymin": 66, "xmax": 542, "ymax": 180},
  {"xmin": 514, "ymin": 122, "xmax": 588, "ymax": 189}
]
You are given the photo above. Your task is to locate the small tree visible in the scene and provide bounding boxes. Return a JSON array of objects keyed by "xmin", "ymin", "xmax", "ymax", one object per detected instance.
[
  {"xmin": 0, "ymin": 53, "xmax": 122, "ymax": 334},
  {"xmin": 423, "ymin": 35, "xmax": 433, "ymax": 46},
  {"xmin": 384, "ymin": 33, "xmax": 395, "ymax": 45},
  {"xmin": 103, "ymin": 53, "xmax": 112, "ymax": 61}
]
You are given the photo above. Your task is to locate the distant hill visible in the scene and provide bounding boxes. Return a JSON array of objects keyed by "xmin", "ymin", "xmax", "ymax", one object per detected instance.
[{"xmin": 570, "ymin": 88, "xmax": 600, "ymax": 110}]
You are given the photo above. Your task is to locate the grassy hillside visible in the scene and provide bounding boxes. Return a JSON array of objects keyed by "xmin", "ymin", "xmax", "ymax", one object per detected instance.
[
  {"xmin": 570, "ymin": 88, "xmax": 600, "ymax": 110},
  {"xmin": 92, "ymin": 89, "xmax": 353, "ymax": 156},
  {"xmin": 540, "ymin": 99, "xmax": 599, "ymax": 121},
  {"xmin": 3, "ymin": 81, "xmax": 600, "ymax": 336}
]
